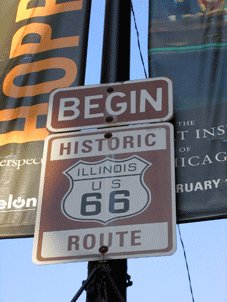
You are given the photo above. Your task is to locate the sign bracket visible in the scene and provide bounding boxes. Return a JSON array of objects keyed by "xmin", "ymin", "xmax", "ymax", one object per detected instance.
[{"xmin": 71, "ymin": 261, "xmax": 132, "ymax": 302}]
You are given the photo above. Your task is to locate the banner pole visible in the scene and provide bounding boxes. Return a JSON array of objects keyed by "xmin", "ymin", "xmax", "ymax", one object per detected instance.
[{"xmin": 86, "ymin": 1, "xmax": 131, "ymax": 301}]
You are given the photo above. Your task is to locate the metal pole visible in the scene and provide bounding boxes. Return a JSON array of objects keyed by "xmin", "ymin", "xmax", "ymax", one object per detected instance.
[
  {"xmin": 101, "ymin": 0, "xmax": 131, "ymax": 83},
  {"xmin": 86, "ymin": 1, "xmax": 131, "ymax": 301}
]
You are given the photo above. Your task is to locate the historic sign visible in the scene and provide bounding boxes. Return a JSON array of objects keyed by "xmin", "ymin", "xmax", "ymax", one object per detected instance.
[
  {"xmin": 47, "ymin": 77, "xmax": 173, "ymax": 132},
  {"xmin": 33, "ymin": 123, "xmax": 176, "ymax": 264}
]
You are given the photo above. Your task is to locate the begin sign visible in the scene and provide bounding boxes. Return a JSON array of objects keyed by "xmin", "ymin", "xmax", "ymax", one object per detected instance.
[{"xmin": 47, "ymin": 78, "xmax": 173, "ymax": 132}]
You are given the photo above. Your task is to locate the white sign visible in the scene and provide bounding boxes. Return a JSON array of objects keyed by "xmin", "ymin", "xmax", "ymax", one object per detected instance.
[
  {"xmin": 62, "ymin": 157, "xmax": 150, "ymax": 223},
  {"xmin": 33, "ymin": 123, "xmax": 176, "ymax": 264}
]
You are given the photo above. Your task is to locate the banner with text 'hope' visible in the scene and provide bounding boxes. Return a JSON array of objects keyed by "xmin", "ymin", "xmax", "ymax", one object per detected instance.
[{"xmin": 0, "ymin": 0, "xmax": 91, "ymax": 237}]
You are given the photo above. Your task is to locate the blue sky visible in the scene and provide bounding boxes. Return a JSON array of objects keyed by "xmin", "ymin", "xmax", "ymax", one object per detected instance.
[{"xmin": 0, "ymin": 1, "xmax": 227, "ymax": 301}]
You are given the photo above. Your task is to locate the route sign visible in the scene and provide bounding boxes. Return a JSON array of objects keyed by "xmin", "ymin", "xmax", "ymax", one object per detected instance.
[
  {"xmin": 47, "ymin": 77, "xmax": 173, "ymax": 132},
  {"xmin": 33, "ymin": 123, "xmax": 176, "ymax": 264}
]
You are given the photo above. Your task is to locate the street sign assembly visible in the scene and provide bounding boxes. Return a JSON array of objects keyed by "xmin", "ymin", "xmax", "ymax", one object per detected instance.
[
  {"xmin": 33, "ymin": 123, "xmax": 176, "ymax": 264},
  {"xmin": 47, "ymin": 77, "xmax": 173, "ymax": 132}
]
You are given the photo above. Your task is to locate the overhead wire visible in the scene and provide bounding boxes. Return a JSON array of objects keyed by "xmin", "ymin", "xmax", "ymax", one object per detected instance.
[
  {"xmin": 130, "ymin": 2, "xmax": 196, "ymax": 302},
  {"xmin": 130, "ymin": 0, "xmax": 148, "ymax": 79},
  {"xmin": 177, "ymin": 225, "xmax": 195, "ymax": 302}
]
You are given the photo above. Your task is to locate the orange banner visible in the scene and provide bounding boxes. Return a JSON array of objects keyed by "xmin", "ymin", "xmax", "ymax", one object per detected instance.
[{"xmin": 0, "ymin": 0, "xmax": 91, "ymax": 237}]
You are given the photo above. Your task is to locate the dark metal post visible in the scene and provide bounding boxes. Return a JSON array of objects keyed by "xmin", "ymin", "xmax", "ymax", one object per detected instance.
[
  {"xmin": 86, "ymin": 1, "xmax": 131, "ymax": 301},
  {"xmin": 101, "ymin": 0, "xmax": 131, "ymax": 83}
]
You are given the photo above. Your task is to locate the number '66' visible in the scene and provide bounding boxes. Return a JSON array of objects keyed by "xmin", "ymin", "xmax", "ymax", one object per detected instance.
[{"xmin": 80, "ymin": 190, "xmax": 130, "ymax": 216}]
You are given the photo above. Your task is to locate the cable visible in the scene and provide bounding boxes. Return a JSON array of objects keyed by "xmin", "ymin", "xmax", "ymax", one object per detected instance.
[
  {"xmin": 130, "ymin": 5, "xmax": 196, "ymax": 300},
  {"xmin": 130, "ymin": 0, "xmax": 148, "ymax": 79},
  {"xmin": 177, "ymin": 225, "xmax": 195, "ymax": 302}
]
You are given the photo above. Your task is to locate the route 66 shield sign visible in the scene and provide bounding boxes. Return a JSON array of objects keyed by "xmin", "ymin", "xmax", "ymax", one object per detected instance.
[
  {"xmin": 62, "ymin": 156, "xmax": 151, "ymax": 223},
  {"xmin": 33, "ymin": 123, "xmax": 176, "ymax": 264}
]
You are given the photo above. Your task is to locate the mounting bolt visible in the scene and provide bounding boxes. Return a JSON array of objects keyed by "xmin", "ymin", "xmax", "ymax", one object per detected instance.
[
  {"xmin": 107, "ymin": 87, "xmax": 114, "ymax": 93},
  {"xmin": 99, "ymin": 246, "xmax": 109, "ymax": 255},
  {"xmin": 104, "ymin": 132, "xmax": 112, "ymax": 139},
  {"xmin": 105, "ymin": 116, "xmax": 114, "ymax": 123}
]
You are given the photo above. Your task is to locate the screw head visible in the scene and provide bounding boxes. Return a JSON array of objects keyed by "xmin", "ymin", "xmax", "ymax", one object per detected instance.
[
  {"xmin": 105, "ymin": 116, "xmax": 113, "ymax": 123},
  {"xmin": 107, "ymin": 87, "xmax": 114, "ymax": 93},
  {"xmin": 104, "ymin": 132, "xmax": 112, "ymax": 139},
  {"xmin": 99, "ymin": 246, "xmax": 109, "ymax": 255}
]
